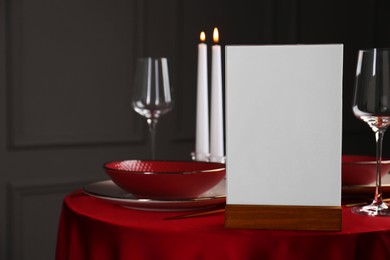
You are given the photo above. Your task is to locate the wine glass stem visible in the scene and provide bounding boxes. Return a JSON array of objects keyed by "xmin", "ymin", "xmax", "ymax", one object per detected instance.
[
  {"xmin": 374, "ymin": 129, "xmax": 386, "ymax": 205},
  {"xmin": 147, "ymin": 118, "xmax": 158, "ymax": 160}
]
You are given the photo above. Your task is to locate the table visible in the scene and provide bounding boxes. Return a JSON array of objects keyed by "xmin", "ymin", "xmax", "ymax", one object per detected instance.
[{"xmin": 56, "ymin": 190, "xmax": 390, "ymax": 260}]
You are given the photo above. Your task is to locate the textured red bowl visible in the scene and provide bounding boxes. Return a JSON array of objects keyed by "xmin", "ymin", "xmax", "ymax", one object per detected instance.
[
  {"xmin": 103, "ymin": 160, "xmax": 225, "ymax": 199},
  {"xmin": 342, "ymin": 155, "xmax": 390, "ymax": 186}
]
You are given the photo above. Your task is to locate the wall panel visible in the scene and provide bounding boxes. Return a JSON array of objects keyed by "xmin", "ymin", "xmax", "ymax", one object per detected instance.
[{"xmin": 7, "ymin": 0, "xmax": 145, "ymax": 148}]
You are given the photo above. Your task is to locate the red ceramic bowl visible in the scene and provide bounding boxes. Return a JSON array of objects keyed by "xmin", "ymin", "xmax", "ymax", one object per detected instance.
[
  {"xmin": 342, "ymin": 155, "xmax": 390, "ymax": 186},
  {"xmin": 103, "ymin": 160, "xmax": 225, "ymax": 199}
]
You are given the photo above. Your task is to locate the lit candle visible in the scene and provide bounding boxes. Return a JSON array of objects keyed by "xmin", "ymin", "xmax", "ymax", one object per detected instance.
[
  {"xmin": 195, "ymin": 31, "xmax": 209, "ymax": 161},
  {"xmin": 210, "ymin": 28, "xmax": 224, "ymax": 162}
]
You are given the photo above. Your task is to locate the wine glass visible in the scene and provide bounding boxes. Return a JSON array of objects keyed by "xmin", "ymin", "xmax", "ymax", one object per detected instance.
[
  {"xmin": 132, "ymin": 57, "xmax": 173, "ymax": 159},
  {"xmin": 352, "ymin": 48, "xmax": 390, "ymax": 216}
]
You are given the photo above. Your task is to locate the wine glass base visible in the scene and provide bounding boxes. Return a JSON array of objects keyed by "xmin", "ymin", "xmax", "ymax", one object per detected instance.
[{"xmin": 352, "ymin": 202, "xmax": 390, "ymax": 216}]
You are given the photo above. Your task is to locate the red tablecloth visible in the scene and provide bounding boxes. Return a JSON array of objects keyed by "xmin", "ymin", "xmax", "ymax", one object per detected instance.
[{"xmin": 56, "ymin": 190, "xmax": 390, "ymax": 260}]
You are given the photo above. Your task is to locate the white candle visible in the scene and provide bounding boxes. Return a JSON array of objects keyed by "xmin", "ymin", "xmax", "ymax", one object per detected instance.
[
  {"xmin": 195, "ymin": 31, "xmax": 209, "ymax": 161},
  {"xmin": 210, "ymin": 28, "xmax": 224, "ymax": 162}
]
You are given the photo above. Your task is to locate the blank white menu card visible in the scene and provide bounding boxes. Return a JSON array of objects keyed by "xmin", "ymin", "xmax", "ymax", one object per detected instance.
[{"xmin": 225, "ymin": 44, "xmax": 343, "ymax": 207}]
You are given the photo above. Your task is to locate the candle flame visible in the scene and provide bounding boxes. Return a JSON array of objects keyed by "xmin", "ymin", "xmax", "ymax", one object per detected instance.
[
  {"xmin": 213, "ymin": 27, "xmax": 219, "ymax": 43},
  {"xmin": 200, "ymin": 31, "xmax": 206, "ymax": 42}
]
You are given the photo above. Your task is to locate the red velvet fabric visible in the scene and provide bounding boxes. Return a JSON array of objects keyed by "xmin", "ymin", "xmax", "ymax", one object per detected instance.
[{"xmin": 56, "ymin": 190, "xmax": 390, "ymax": 260}]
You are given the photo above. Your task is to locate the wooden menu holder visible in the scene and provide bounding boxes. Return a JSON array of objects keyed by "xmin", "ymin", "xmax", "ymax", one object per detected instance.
[
  {"xmin": 225, "ymin": 205, "xmax": 342, "ymax": 231},
  {"xmin": 224, "ymin": 44, "xmax": 344, "ymax": 231}
]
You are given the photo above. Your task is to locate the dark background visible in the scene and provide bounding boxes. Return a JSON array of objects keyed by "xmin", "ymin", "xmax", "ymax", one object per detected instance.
[
  {"xmin": 1, "ymin": 0, "xmax": 390, "ymax": 259},
  {"xmin": 176, "ymin": 0, "xmax": 390, "ymax": 157}
]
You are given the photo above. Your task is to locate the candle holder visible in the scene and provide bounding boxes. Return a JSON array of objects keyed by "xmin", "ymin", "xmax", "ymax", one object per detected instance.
[
  {"xmin": 191, "ymin": 152, "xmax": 210, "ymax": 162},
  {"xmin": 190, "ymin": 152, "xmax": 226, "ymax": 164},
  {"xmin": 209, "ymin": 155, "xmax": 226, "ymax": 164}
]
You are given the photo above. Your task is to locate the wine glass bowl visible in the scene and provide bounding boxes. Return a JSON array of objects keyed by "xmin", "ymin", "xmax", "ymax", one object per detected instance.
[
  {"xmin": 132, "ymin": 57, "xmax": 173, "ymax": 159},
  {"xmin": 352, "ymin": 48, "xmax": 390, "ymax": 216}
]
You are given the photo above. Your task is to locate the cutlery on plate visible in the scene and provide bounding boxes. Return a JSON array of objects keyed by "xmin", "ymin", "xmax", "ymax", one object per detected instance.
[{"xmin": 165, "ymin": 207, "xmax": 225, "ymax": 220}]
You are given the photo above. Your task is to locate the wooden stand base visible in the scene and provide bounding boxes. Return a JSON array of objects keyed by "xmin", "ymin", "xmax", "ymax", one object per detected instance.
[{"xmin": 225, "ymin": 204, "xmax": 342, "ymax": 231}]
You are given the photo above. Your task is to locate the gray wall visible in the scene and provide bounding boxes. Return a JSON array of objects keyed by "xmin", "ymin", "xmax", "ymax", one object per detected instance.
[{"xmin": 0, "ymin": 0, "xmax": 389, "ymax": 259}]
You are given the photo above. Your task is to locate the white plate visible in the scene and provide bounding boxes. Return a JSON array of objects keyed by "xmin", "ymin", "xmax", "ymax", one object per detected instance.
[{"xmin": 83, "ymin": 180, "xmax": 226, "ymax": 211}]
